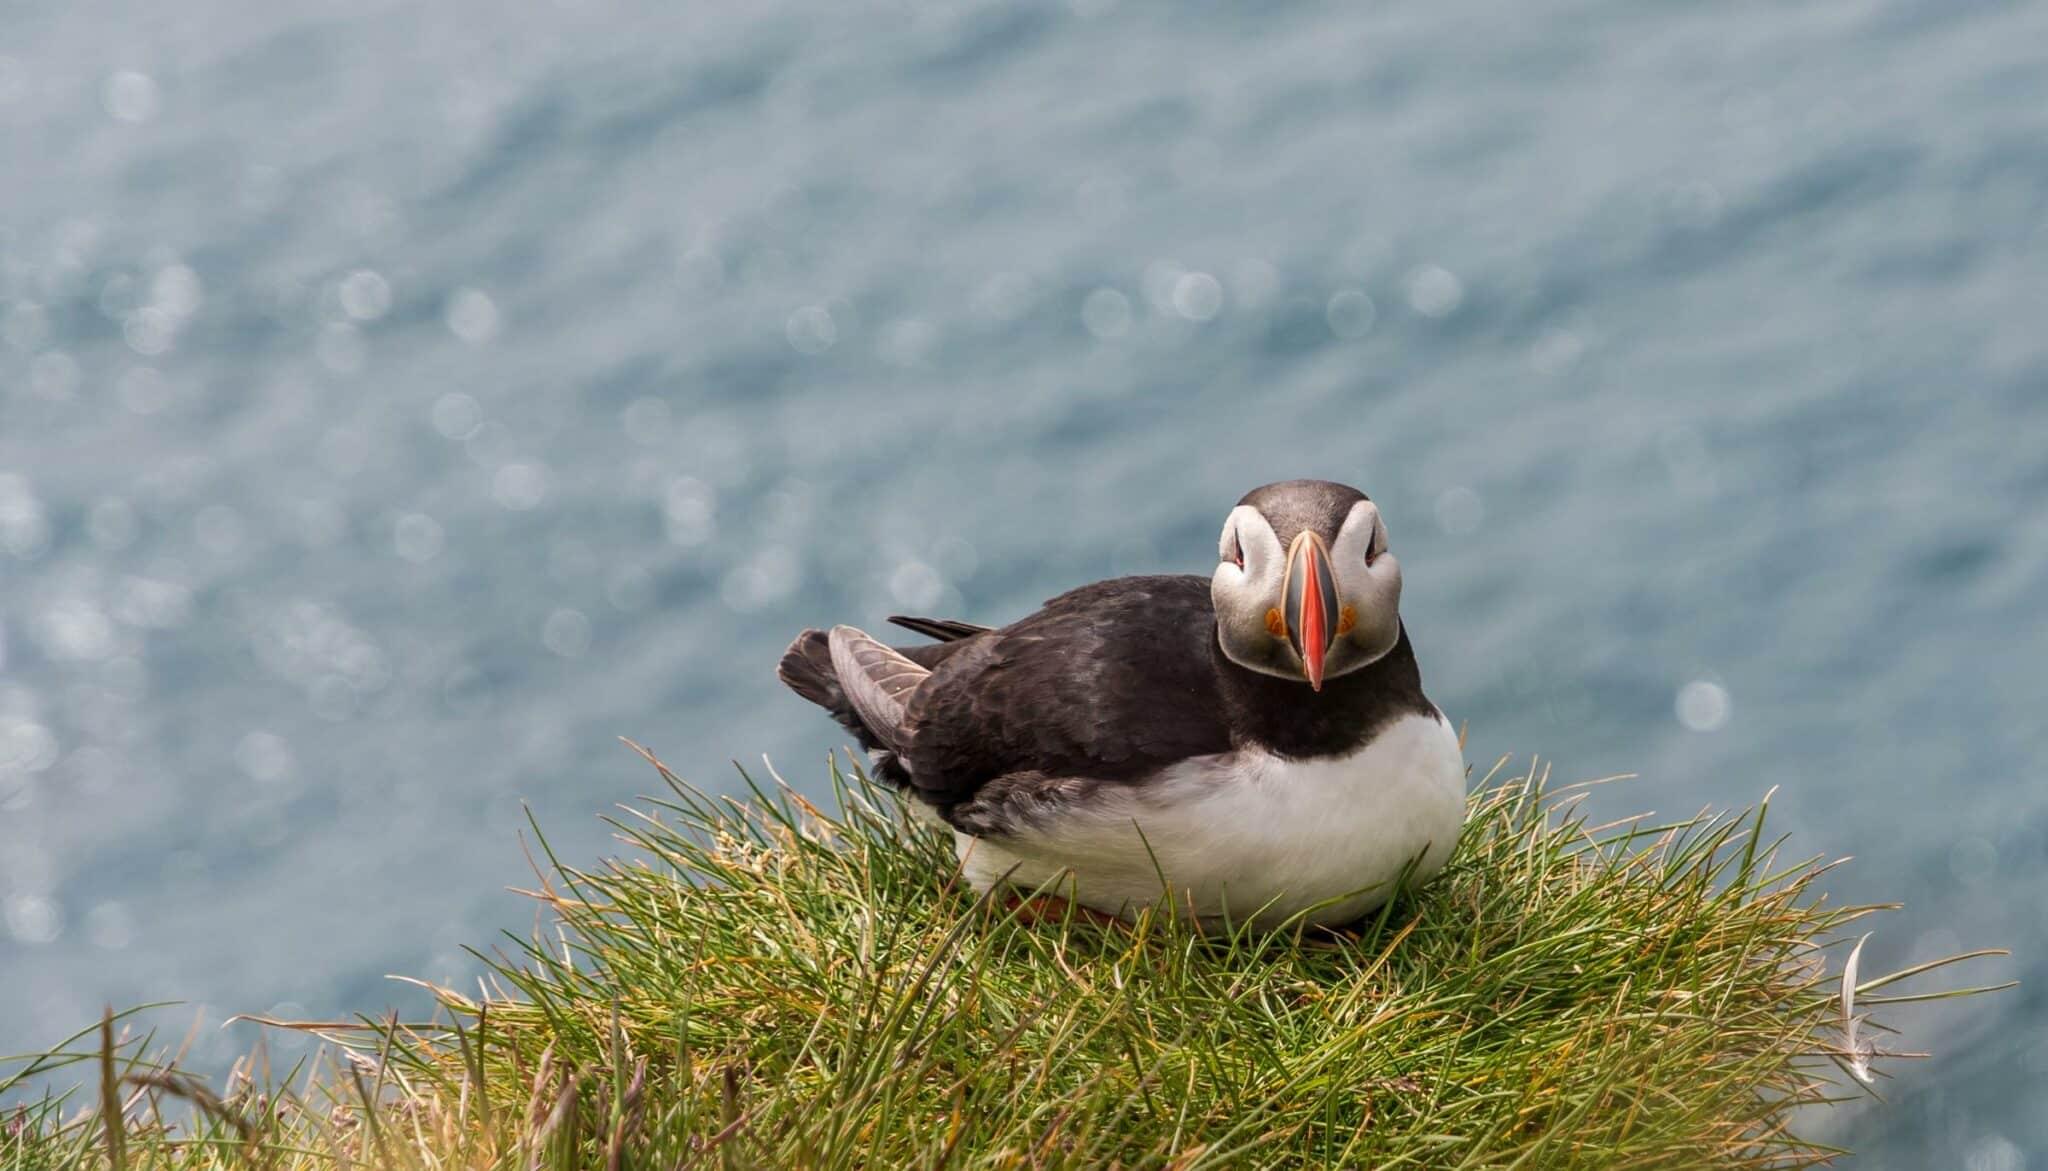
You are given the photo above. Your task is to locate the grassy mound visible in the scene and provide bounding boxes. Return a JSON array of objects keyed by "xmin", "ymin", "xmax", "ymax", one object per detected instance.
[{"xmin": 2, "ymin": 747, "xmax": 2004, "ymax": 1169}]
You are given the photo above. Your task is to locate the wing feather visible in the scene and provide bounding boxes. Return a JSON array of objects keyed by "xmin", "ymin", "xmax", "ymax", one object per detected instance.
[
  {"xmin": 887, "ymin": 615, "xmax": 992, "ymax": 642},
  {"xmin": 827, "ymin": 625, "xmax": 930, "ymax": 753},
  {"xmin": 902, "ymin": 576, "xmax": 1232, "ymax": 813}
]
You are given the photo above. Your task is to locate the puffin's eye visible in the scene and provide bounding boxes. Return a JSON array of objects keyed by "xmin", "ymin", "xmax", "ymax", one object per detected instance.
[
  {"xmin": 1365, "ymin": 517, "xmax": 1386, "ymax": 564},
  {"xmin": 1222, "ymin": 529, "xmax": 1244, "ymax": 569}
]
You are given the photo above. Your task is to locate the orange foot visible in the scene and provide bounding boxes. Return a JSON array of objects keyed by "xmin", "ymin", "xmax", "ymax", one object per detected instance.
[{"xmin": 1003, "ymin": 893, "xmax": 1125, "ymax": 929}]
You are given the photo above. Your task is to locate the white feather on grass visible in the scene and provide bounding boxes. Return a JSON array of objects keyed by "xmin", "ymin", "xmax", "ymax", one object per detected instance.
[{"xmin": 1843, "ymin": 931, "xmax": 1874, "ymax": 1084}]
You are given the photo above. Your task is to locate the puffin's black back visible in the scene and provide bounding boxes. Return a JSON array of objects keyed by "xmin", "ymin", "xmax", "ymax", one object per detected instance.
[
  {"xmin": 903, "ymin": 576, "xmax": 1233, "ymax": 812},
  {"xmin": 784, "ymin": 572, "xmax": 1437, "ymax": 822}
]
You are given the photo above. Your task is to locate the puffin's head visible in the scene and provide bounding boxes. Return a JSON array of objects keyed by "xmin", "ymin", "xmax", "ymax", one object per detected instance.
[{"xmin": 1211, "ymin": 479, "xmax": 1402, "ymax": 691}]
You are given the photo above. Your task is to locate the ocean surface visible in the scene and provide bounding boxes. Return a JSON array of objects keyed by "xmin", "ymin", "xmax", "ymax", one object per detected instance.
[{"xmin": 4, "ymin": 1, "xmax": 2046, "ymax": 1163}]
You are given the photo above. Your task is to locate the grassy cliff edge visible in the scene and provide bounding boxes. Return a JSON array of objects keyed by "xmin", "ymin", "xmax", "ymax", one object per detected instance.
[{"xmin": 2, "ymin": 746, "xmax": 2007, "ymax": 1169}]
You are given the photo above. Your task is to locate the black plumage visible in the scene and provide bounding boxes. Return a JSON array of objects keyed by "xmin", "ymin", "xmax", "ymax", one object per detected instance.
[
  {"xmin": 886, "ymin": 615, "xmax": 990, "ymax": 642},
  {"xmin": 779, "ymin": 574, "xmax": 1433, "ymax": 833}
]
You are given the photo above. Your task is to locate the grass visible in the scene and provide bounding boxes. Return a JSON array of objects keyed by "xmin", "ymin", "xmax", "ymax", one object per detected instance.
[{"xmin": 1, "ymin": 744, "xmax": 2010, "ymax": 1170}]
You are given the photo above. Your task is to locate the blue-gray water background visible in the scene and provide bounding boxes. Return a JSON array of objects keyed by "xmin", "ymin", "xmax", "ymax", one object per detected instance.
[{"xmin": 3, "ymin": 1, "xmax": 2044, "ymax": 1163}]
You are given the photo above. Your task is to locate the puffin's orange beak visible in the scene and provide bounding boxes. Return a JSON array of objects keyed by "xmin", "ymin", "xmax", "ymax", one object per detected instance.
[{"xmin": 1282, "ymin": 531, "xmax": 1339, "ymax": 691}]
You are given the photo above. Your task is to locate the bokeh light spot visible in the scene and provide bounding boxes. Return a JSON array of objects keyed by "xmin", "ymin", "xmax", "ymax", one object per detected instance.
[
  {"xmin": 234, "ymin": 731, "xmax": 296, "ymax": 784},
  {"xmin": 1676, "ymin": 680, "xmax": 1731, "ymax": 732},
  {"xmin": 493, "ymin": 463, "xmax": 549, "ymax": 511},
  {"xmin": 542, "ymin": 609, "xmax": 591, "ymax": 658},
  {"xmin": 605, "ymin": 566, "xmax": 655, "ymax": 613},
  {"xmin": 877, "ymin": 318, "xmax": 938, "ymax": 367},
  {"xmin": 338, "ymin": 269, "xmax": 393, "ymax": 321},
  {"xmin": 1405, "ymin": 265, "xmax": 1465, "ymax": 318},
  {"xmin": 394, "ymin": 512, "xmax": 445, "ymax": 563},
  {"xmin": 445, "ymin": 288, "xmax": 499, "ymax": 344},
  {"xmin": 102, "ymin": 70, "xmax": 159, "ymax": 123},
  {"xmin": 889, "ymin": 560, "xmax": 944, "ymax": 610},
  {"xmin": 664, "ymin": 478, "xmax": 716, "ymax": 547},
  {"xmin": 1171, "ymin": 272, "xmax": 1223, "ymax": 322},
  {"xmin": 1081, "ymin": 288, "xmax": 1132, "ymax": 339},
  {"xmin": 622, "ymin": 396, "xmax": 671, "ymax": 442},
  {"xmin": 1325, "ymin": 289, "xmax": 1376, "ymax": 339},
  {"xmin": 3, "ymin": 895, "xmax": 61, "ymax": 945},
  {"xmin": 431, "ymin": 392, "xmax": 482, "ymax": 440},
  {"xmin": 786, "ymin": 305, "xmax": 837, "ymax": 354}
]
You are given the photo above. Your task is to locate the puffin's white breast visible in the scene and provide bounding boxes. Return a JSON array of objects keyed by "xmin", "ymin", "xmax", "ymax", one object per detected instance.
[{"xmin": 955, "ymin": 711, "xmax": 1467, "ymax": 927}]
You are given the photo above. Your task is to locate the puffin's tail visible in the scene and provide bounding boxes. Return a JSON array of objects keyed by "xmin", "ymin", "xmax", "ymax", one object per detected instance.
[
  {"xmin": 778, "ymin": 629, "xmax": 919, "ymax": 791},
  {"xmin": 778, "ymin": 629, "xmax": 876, "ymax": 746}
]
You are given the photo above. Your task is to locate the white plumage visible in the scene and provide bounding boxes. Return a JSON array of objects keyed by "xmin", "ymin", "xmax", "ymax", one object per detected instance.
[{"xmin": 947, "ymin": 711, "xmax": 1466, "ymax": 927}]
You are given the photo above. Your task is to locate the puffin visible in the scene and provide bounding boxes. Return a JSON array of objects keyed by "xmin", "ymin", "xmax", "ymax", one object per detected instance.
[{"xmin": 777, "ymin": 479, "xmax": 1466, "ymax": 927}]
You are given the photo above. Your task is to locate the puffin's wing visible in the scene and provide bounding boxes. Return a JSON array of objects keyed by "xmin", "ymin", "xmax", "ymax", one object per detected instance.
[
  {"xmin": 826, "ymin": 625, "xmax": 929, "ymax": 753},
  {"xmin": 902, "ymin": 575, "xmax": 1231, "ymax": 812},
  {"xmin": 887, "ymin": 615, "xmax": 991, "ymax": 642}
]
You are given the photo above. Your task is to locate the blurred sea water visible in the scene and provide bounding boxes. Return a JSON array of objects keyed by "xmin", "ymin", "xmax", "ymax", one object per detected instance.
[{"xmin": 4, "ymin": 1, "xmax": 2047, "ymax": 1163}]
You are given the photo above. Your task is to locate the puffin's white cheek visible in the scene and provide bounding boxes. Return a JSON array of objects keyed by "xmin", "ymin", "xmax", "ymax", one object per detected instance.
[{"xmin": 1367, "ymin": 556, "xmax": 1401, "ymax": 602}]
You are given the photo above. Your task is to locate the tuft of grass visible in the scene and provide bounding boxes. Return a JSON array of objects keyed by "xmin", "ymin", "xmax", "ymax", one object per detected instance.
[{"xmin": 2, "ymin": 748, "xmax": 2009, "ymax": 1169}]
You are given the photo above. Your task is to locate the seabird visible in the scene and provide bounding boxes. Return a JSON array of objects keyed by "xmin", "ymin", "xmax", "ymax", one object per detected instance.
[{"xmin": 778, "ymin": 479, "xmax": 1466, "ymax": 927}]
